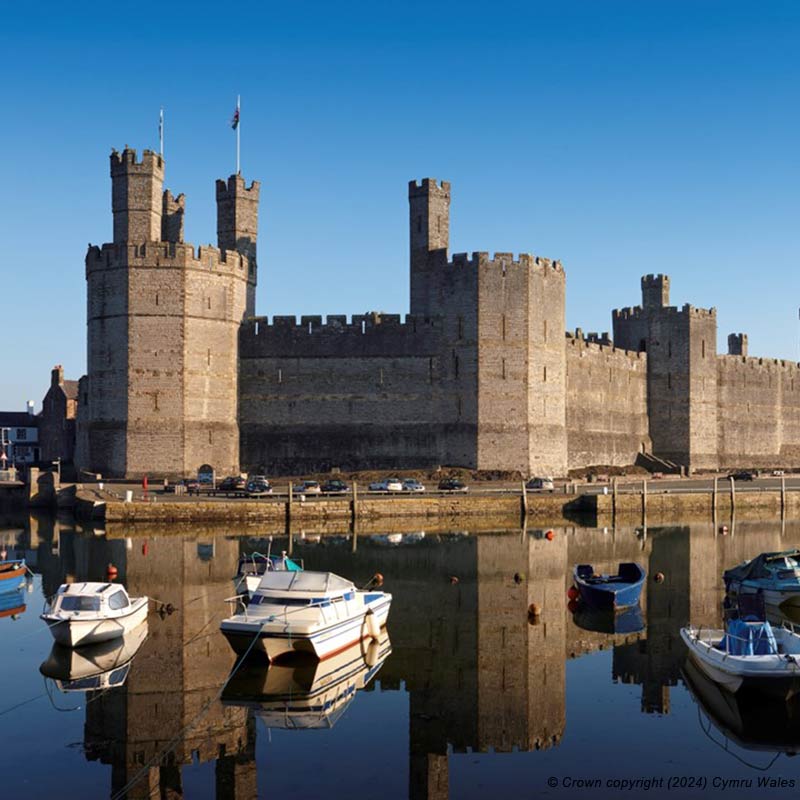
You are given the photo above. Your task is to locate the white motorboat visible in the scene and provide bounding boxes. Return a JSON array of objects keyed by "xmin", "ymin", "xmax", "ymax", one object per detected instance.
[
  {"xmin": 220, "ymin": 570, "xmax": 391, "ymax": 662},
  {"xmin": 41, "ymin": 582, "xmax": 149, "ymax": 648},
  {"xmin": 681, "ymin": 620, "xmax": 800, "ymax": 698},
  {"xmin": 39, "ymin": 620, "xmax": 149, "ymax": 692},
  {"xmin": 222, "ymin": 629, "xmax": 392, "ymax": 729}
]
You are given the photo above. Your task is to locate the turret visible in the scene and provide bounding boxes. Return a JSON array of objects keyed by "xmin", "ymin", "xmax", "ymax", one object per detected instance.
[
  {"xmin": 728, "ymin": 333, "xmax": 748, "ymax": 356},
  {"xmin": 641, "ymin": 274, "xmax": 670, "ymax": 309},
  {"xmin": 161, "ymin": 190, "xmax": 185, "ymax": 243},
  {"xmin": 110, "ymin": 147, "xmax": 164, "ymax": 243},
  {"xmin": 409, "ymin": 178, "xmax": 450, "ymax": 314}
]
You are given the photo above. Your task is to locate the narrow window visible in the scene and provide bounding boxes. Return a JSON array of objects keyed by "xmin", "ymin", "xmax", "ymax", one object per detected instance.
[
  {"xmin": 457, "ymin": 396, "xmax": 462, "ymax": 418},
  {"xmin": 207, "ymin": 296, "xmax": 211, "ymax": 309},
  {"xmin": 417, "ymin": 215, "xmax": 422, "ymax": 234},
  {"xmin": 639, "ymin": 339, "xmax": 647, "ymax": 352},
  {"xmin": 502, "ymin": 359, "xmax": 506, "ymax": 379},
  {"xmin": 153, "ymin": 392, "xmax": 159, "ymax": 411},
  {"xmin": 668, "ymin": 340, "xmax": 671, "ymax": 358},
  {"xmin": 429, "ymin": 357, "xmax": 434, "ymax": 383},
  {"xmin": 207, "ymin": 348, "xmax": 211, "ymax": 366},
  {"xmin": 437, "ymin": 216, "xmax": 441, "ymax": 233},
  {"xmin": 208, "ymin": 430, "xmax": 213, "ymax": 444},
  {"xmin": 502, "ymin": 315, "xmax": 506, "ymax": 341},
  {"xmin": 458, "ymin": 316, "xmax": 464, "ymax": 340},
  {"xmin": 454, "ymin": 353, "xmax": 460, "ymax": 378},
  {"xmin": 668, "ymin": 373, "xmax": 672, "ymax": 389},
  {"xmin": 543, "ymin": 365, "xmax": 547, "ymax": 382},
  {"xmin": 543, "ymin": 319, "xmax": 548, "ymax": 342},
  {"xmin": 278, "ymin": 368, "xmax": 283, "ymax": 384},
  {"xmin": 702, "ymin": 339, "xmax": 706, "ymax": 358},
  {"xmin": 155, "ymin": 292, "xmax": 159, "ymax": 306},
  {"xmin": 379, "ymin": 368, "xmax": 384, "ymax": 386}
]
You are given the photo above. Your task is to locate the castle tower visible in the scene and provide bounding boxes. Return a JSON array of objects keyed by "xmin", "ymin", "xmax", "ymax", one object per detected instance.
[
  {"xmin": 111, "ymin": 147, "xmax": 164, "ymax": 243},
  {"xmin": 409, "ymin": 178, "xmax": 450, "ymax": 315},
  {"xmin": 217, "ymin": 175, "xmax": 260, "ymax": 316},
  {"xmin": 727, "ymin": 333, "xmax": 748, "ymax": 356},
  {"xmin": 77, "ymin": 147, "xmax": 256, "ymax": 479},
  {"xmin": 613, "ymin": 275, "xmax": 718, "ymax": 471}
]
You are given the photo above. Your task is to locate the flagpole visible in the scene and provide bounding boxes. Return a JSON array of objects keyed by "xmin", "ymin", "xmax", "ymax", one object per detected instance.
[
  {"xmin": 159, "ymin": 107, "xmax": 164, "ymax": 157},
  {"xmin": 236, "ymin": 95, "xmax": 241, "ymax": 174}
]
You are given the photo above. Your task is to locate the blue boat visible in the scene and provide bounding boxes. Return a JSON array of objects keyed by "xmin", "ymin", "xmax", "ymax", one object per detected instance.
[
  {"xmin": 573, "ymin": 562, "xmax": 646, "ymax": 611},
  {"xmin": 724, "ymin": 551, "xmax": 800, "ymax": 622},
  {"xmin": 0, "ymin": 559, "xmax": 25, "ymax": 594},
  {"xmin": 572, "ymin": 603, "xmax": 645, "ymax": 635}
]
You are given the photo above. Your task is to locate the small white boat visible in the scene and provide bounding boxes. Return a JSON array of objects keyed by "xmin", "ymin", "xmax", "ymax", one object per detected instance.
[
  {"xmin": 39, "ymin": 620, "xmax": 149, "ymax": 692},
  {"xmin": 681, "ymin": 620, "xmax": 800, "ymax": 698},
  {"xmin": 41, "ymin": 582, "xmax": 149, "ymax": 648},
  {"xmin": 220, "ymin": 570, "xmax": 391, "ymax": 662}
]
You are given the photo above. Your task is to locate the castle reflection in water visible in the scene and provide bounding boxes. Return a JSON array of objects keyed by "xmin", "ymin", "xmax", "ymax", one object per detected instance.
[{"xmin": 6, "ymin": 514, "xmax": 798, "ymax": 799}]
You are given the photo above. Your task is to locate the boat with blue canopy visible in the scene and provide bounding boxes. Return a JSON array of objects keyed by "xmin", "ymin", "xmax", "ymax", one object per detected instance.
[
  {"xmin": 572, "ymin": 562, "xmax": 646, "ymax": 611},
  {"xmin": 681, "ymin": 619, "xmax": 800, "ymax": 698}
]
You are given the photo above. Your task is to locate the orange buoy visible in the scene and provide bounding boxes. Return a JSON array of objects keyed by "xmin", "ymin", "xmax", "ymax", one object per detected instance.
[
  {"xmin": 567, "ymin": 599, "xmax": 579, "ymax": 614},
  {"xmin": 567, "ymin": 586, "xmax": 579, "ymax": 601},
  {"xmin": 545, "ymin": 530, "xmax": 555, "ymax": 541},
  {"xmin": 106, "ymin": 563, "xmax": 118, "ymax": 580},
  {"xmin": 528, "ymin": 602, "xmax": 541, "ymax": 617},
  {"xmin": 373, "ymin": 572, "xmax": 384, "ymax": 587},
  {"xmin": 654, "ymin": 572, "xmax": 665, "ymax": 584},
  {"xmin": 450, "ymin": 576, "xmax": 460, "ymax": 585},
  {"xmin": 142, "ymin": 541, "xmax": 148, "ymax": 556}
]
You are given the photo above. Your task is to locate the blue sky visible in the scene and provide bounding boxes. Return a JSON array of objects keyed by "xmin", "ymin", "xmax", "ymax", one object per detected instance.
[{"xmin": 1, "ymin": 0, "xmax": 799, "ymax": 407}]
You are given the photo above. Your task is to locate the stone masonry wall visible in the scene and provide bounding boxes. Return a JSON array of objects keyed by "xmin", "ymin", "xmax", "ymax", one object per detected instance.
[
  {"xmin": 566, "ymin": 335, "xmax": 650, "ymax": 469},
  {"xmin": 717, "ymin": 355, "xmax": 800, "ymax": 468},
  {"xmin": 238, "ymin": 314, "xmax": 476, "ymax": 473}
]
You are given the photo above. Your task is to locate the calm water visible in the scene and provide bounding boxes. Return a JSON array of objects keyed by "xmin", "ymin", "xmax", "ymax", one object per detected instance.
[{"xmin": 3, "ymin": 516, "xmax": 800, "ymax": 799}]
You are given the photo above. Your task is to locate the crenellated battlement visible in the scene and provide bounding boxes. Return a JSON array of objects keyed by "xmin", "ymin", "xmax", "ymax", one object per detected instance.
[
  {"xmin": 110, "ymin": 146, "xmax": 163, "ymax": 174},
  {"xmin": 718, "ymin": 353, "xmax": 800, "ymax": 372},
  {"xmin": 240, "ymin": 311, "xmax": 446, "ymax": 359},
  {"xmin": 449, "ymin": 251, "xmax": 563, "ymax": 273},
  {"xmin": 565, "ymin": 331, "xmax": 645, "ymax": 362},
  {"xmin": 612, "ymin": 302, "xmax": 716, "ymax": 321},
  {"xmin": 408, "ymin": 178, "xmax": 450, "ymax": 196},
  {"xmin": 85, "ymin": 241, "xmax": 251, "ymax": 278},
  {"xmin": 215, "ymin": 173, "xmax": 261, "ymax": 200}
]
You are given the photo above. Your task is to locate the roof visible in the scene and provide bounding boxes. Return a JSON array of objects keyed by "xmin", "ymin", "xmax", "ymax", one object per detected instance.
[
  {"xmin": 63, "ymin": 381, "xmax": 79, "ymax": 400},
  {"xmin": 257, "ymin": 570, "xmax": 355, "ymax": 597},
  {"xmin": 57, "ymin": 581, "xmax": 121, "ymax": 597},
  {"xmin": 0, "ymin": 412, "xmax": 38, "ymax": 428}
]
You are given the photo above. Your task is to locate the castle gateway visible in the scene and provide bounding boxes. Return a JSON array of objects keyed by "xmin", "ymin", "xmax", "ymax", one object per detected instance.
[{"xmin": 76, "ymin": 149, "xmax": 800, "ymax": 479}]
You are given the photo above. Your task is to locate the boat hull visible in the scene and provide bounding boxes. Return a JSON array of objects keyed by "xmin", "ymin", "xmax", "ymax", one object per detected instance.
[
  {"xmin": 573, "ymin": 564, "xmax": 645, "ymax": 611},
  {"xmin": 41, "ymin": 598, "xmax": 149, "ymax": 648},
  {"xmin": 0, "ymin": 564, "xmax": 26, "ymax": 594},
  {"xmin": 681, "ymin": 627, "xmax": 800, "ymax": 700},
  {"xmin": 222, "ymin": 598, "xmax": 391, "ymax": 662}
]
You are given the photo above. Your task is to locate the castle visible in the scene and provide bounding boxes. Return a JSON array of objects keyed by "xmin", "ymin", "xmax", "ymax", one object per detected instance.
[{"xmin": 75, "ymin": 148, "xmax": 800, "ymax": 479}]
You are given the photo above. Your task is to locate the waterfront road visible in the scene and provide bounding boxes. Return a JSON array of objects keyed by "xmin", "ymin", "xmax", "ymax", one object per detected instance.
[{"xmin": 90, "ymin": 474, "xmax": 800, "ymax": 504}]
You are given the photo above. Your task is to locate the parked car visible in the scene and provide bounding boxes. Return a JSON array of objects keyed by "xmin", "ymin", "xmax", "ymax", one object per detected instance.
[
  {"xmin": 773, "ymin": 470, "xmax": 786, "ymax": 477},
  {"xmin": 438, "ymin": 478, "xmax": 468, "ymax": 493},
  {"xmin": 184, "ymin": 478, "xmax": 201, "ymax": 495},
  {"xmin": 369, "ymin": 477, "xmax": 403, "ymax": 492},
  {"xmin": 526, "ymin": 476, "xmax": 555, "ymax": 491},
  {"xmin": 246, "ymin": 479, "xmax": 273, "ymax": 497},
  {"xmin": 402, "ymin": 478, "xmax": 426, "ymax": 493},
  {"xmin": 218, "ymin": 476, "xmax": 247, "ymax": 495},
  {"xmin": 728, "ymin": 471, "xmax": 755, "ymax": 482},
  {"xmin": 321, "ymin": 479, "xmax": 350, "ymax": 495},
  {"xmin": 294, "ymin": 480, "xmax": 321, "ymax": 495}
]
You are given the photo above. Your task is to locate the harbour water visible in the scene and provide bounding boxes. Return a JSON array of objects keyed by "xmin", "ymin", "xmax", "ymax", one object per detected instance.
[{"xmin": 2, "ymin": 515, "xmax": 800, "ymax": 799}]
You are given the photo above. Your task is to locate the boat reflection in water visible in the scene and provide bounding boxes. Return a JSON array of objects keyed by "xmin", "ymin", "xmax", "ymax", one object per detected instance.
[
  {"xmin": 222, "ymin": 630, "xmax": 391, "ymax": 730},
  {"xmin": 39, "ymin": 620, "xmax": 148, "ymax": 693},
  {"xmin": 683, "ymin": 657, "xmax": 800, "ymax": 761},
  {"xmin": 571, "ymin": 604, "xmax": 645, "ymax": 635},
  {"xmin": 0, "ymin": 586, "xmax": 27, "ymax": 620}
]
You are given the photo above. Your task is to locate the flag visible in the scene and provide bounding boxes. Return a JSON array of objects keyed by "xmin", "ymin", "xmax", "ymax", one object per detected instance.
[
  {"xmin": 159, "ymin": 108, "xmax": 163, "ymax": 141},
  {"xmin": 231, "ymin": 104, "xmax": 240, "ymax": 130}
]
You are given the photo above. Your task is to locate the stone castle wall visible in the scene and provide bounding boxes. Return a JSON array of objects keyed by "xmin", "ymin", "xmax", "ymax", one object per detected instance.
[{"xmin": 566, "ymin": 334, "xmax": 649, "ymax": 469}]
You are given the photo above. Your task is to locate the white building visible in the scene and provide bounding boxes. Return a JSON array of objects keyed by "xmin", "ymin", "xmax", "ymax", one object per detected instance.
[{"xmin": 0, "ymin": 403, "xmax": 39, "ymax": 467}]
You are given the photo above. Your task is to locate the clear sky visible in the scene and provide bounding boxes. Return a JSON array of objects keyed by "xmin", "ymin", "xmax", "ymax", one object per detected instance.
[{"xmin": 1, "ymin": 0, "xmax": 799, "ymax": 408}]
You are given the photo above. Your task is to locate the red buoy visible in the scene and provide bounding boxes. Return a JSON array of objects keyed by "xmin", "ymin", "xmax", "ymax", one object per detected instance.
[
  {"xmin": 654, "ymin": 572, "xmax": 665, "ymax": 584},
  {"xmin": 545, "ymin": 530, "xmax": 555, "ymax": 541},
  {"xmin": 373, "ymin": 572, "xmax": 384, "ymax": 587},
  {"xmin": 142, "ymin": 541, "xmax": 148, "ymax": 556},
  {"xmin": 106, "ymin": 563, "xmax": 118, "ymax": 580},
  {"xmin": 567, "ymin": 586, "xmax": 579, "ymax": 601},
  {"xmin": 528, "ymin": 602, "xmax": 542, "ymax": 617},
  {"xmin": 567, "ymin": 599, "xmax": 579, "ymax": 614}
]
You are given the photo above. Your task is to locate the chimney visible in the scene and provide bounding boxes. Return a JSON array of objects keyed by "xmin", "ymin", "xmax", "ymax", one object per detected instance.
[
  {"xmin": 52, "ymin": 365, "xmax": 64, "ymax": 387},
  {"xmin": 26, "ymin": 401, "xmax": 34, "ymax": 416}
]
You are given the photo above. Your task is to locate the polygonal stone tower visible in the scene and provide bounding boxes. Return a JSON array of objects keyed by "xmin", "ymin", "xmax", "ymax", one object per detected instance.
[{"xmin": 76, "ymin": 147, "xmax": 259, "ymax": 479}]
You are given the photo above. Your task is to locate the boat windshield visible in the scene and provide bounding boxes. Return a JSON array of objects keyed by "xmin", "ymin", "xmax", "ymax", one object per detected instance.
[{"xmin": 59, "ymin": 596, "xmax": 102, "ymax": 612}]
